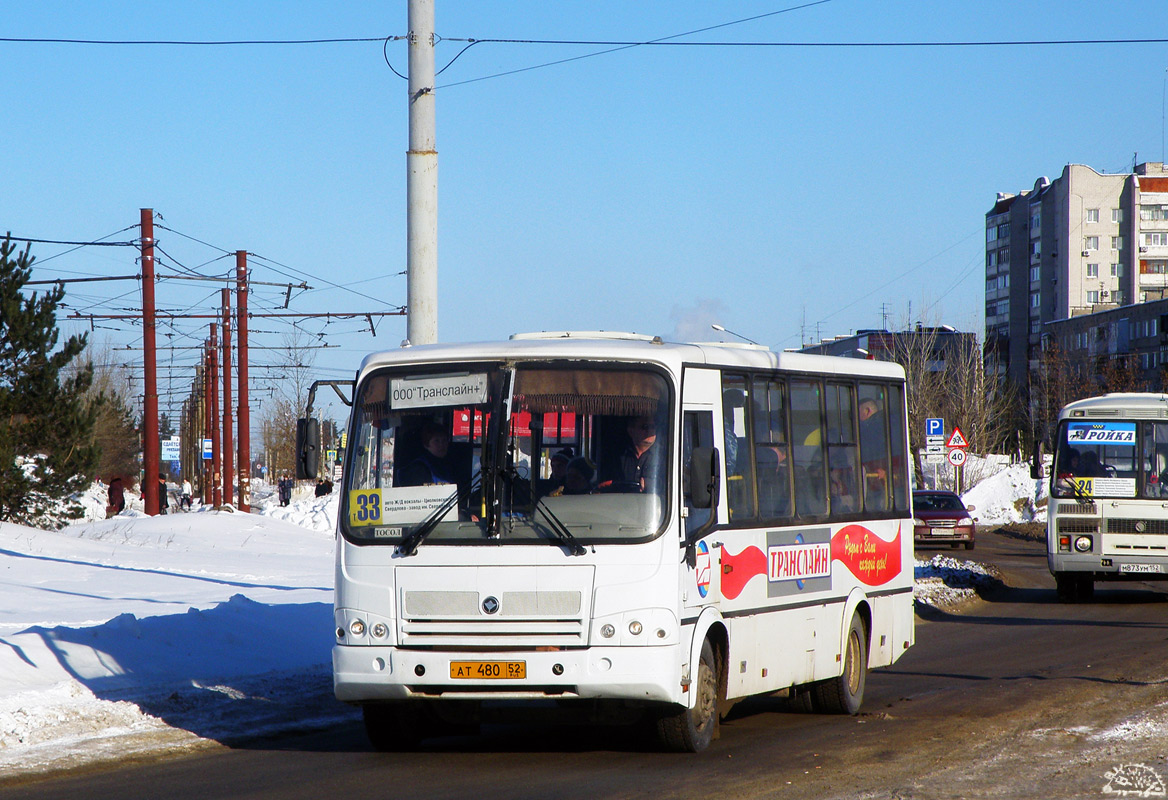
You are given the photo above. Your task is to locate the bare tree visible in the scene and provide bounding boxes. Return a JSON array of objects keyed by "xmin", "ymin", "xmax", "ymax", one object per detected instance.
[
  {"xmin": 65, "ymin": 338, "xmax": 140, "ymax": 485},
  {"xmin": 255, "ymin": 328, "xmax": 317, "ymax": 480}
]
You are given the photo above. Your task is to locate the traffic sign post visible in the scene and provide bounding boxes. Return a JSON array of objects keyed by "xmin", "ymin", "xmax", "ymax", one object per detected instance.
[
  {"xmin": 926, "ymin": 418, "xmax": 944, "ymax": 438},
  {"xmin": 947, "ymin": 448, "xmax": 967, "ymax": 467}
]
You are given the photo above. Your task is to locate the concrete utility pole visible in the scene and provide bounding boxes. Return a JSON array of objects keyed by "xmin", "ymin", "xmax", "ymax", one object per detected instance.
[
  {"xmin": 140, "ymin": 209, "xmax": 161, "ymax": 514},
  {"xmin": 406, "ymin": 0, "xmax": 438, "ymax": 345}
]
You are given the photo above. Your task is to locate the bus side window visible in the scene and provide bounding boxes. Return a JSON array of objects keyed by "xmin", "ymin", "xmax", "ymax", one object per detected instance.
[
  {"xmin": 683, "ymin": 410, "xmax": 715, "ymax": 533},
  {"xmin": 721, "ymin": 375, "xmax": 754, "ymax": 521},
  {"xmin": 858, "ymin": 382, "xmax": 890, "ymax": 512},
  {"xmin": 825, "ymin": 383, "xmax": 859, "ymax": 514},
  {"xmin": 887, "ymin": 384, "xmax": 909, "ymax": 511},
  {"xmin": 753, "ymin": 375, "xmax": 791, "ymax": 519},
  {"xmin": 790, "ymin": 379, "xmax": 828, "ymax": 518}
]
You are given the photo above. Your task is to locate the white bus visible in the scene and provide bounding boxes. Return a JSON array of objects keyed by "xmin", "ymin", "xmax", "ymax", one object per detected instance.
[
  {"xmin": 1048, "ymin": 393, "xmax": 1168, "ymax": 602},
  {"xmin": 329, "ymin": 331, "xmax": 915, "ymax": 752}
]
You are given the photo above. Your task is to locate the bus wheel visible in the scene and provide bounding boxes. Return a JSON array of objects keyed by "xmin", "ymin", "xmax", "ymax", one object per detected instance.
[
  {"xmin": 363, "ymin": 703, "xmax": 428, "ymax": 751},
  {"xmin": 1055, "ymin": 573, "xmax": 1094, "ymax": 603},
  {"xmin": 657, "ymin": 638, "xmax": 719, "ymax": 752},
  {"xmin": 813, "ymin": 613, "xmax": 868, "ymax": 715}
]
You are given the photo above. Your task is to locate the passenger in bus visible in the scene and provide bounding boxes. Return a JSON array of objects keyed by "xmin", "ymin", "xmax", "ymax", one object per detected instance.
[
  {"xmin": 536, "ymin": 447, "xmax": 573, "ymax": 497},
  {"xmin": 400, "ymin": 422, "xmax": 457, "ymax": 486},
  {"xmin": 563, "ymin": 457, "xmax": 596, "ymax": 495},
  {"xmin": 858, "ymin": 396, "xmax": 888, "ymax": 510},
  {"xmin": 1079, "ymin": 451, "xmax": 1103, "ymax": 477},
  {"xmin": 1060, "ymin": 447, "xmax": 1081, "ymax": 475},
  {"xmin": 598, "ymin": 415, "xmax": 664, "ymax": 494},
  {"xmin": 756, "ymin": 445, "xmax": 791, "ymax": 517}
]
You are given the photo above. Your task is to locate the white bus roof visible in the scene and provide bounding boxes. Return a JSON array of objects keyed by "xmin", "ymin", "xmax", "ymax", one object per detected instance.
[
  {"xmin": 356, "ymin": 331, "xmax": 905, "ymax": 381},
  {"xmin": 1059, "ymin": 393, "xmax": 1168, "ymax": 419}
]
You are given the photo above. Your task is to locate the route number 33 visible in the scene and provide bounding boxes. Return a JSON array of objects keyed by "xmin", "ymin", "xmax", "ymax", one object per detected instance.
[{"xmin": 348, "ymin": 490, "xmax": 383, "ymax": 526}]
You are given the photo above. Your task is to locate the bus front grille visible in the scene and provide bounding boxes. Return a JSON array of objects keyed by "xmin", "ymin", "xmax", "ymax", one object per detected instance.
[
  {"xmin": 1058, "ymin": 502, "xmax": 1097, "ymax": 515},
  {"xmin": 399, "ymin": 618, "xmax": 586, "ymax": 648},
  {"xmin": 1058, "ymin": 520, "xmax": 1100, "ymax": 534},
  {"xmin": 1107, "ymin": 519, "xmax": 1168, "ymax": 535},
  {"xmin": 399, "ymin": 589, "xmax": 587, "ymax": 648}
]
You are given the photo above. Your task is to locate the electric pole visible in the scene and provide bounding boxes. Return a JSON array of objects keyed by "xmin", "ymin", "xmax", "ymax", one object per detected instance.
[
  {"xmin": 407, "ymin": 0, "xmax": 438, "ymax": 345},
  {"xmin": 141, "ymin": 209, "xmax": 161, "ymax": 514}
]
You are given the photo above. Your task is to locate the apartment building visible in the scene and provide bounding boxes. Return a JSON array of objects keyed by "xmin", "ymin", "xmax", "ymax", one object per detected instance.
[{"xmin": 986, "ymin": 161, "xmax": 1168, "ymax": 389}]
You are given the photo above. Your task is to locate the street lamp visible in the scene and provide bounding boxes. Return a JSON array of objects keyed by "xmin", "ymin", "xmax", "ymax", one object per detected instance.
[{"xmin": 711, "ymin": 323, "xmax": 760, "ymax": 346}]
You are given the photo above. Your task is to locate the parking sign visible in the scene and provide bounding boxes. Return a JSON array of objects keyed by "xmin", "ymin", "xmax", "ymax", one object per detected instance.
[{"xmin": 926, "ymin": 418, "xmax": 944, "ymax": 438}]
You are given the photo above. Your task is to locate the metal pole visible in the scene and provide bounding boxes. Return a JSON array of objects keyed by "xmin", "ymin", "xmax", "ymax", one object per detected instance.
[
  {"xmin": 209, "ymin": 324, "xmax": 222, "ymax": 508},
  {"xmin": 236, "ymin": 251, "xmax": 251, "ymax": 512},
  {"xmin": 202, "ymin": 353, "xmax": 212, "ymax": 505},
  {"xmin": 221, "ymin": 289, "xmax": 234, "ymax": 508},
  {"xmin": 406, "ymin": 0, "xmax": 438, "ymax": 345},
  {"xmin": 140, "ymin": 208, "xmax": 161, "ymax": 514}
]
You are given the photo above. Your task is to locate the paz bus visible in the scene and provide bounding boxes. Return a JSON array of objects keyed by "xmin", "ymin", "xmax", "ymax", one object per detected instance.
[
  {"xmin": 1048, "ymin": 393, "xmax": 1168, "ymax": 602},
  {"xmin": 327, "ymin": 331, "xmax": 915, "ymax": 752}
]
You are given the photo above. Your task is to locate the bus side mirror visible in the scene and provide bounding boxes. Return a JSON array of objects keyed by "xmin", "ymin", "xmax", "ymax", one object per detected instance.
[
  {"xmin": 296, "ymin": 418, "xmax": 320, "ymax": 480},
  {"xmin": 689, "ymin": 446, "xmax": 720, "ymax": 509}
]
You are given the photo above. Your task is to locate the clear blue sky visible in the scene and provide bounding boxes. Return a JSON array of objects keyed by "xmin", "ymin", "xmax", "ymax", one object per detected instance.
[{"xmin": 4, "ymin": 1, "xmax": 1168, "ymax": 421}]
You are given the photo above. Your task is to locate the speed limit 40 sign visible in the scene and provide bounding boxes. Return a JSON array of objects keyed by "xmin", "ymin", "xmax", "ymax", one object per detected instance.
[{"xmin": 947, "ymin": 448, "xmax": 967, "ymax": 467}]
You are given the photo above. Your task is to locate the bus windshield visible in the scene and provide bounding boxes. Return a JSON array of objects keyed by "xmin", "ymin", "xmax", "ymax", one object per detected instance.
[
  {"xmin": 341, "ymin": 361, "xmax": 671, "ymax": 546},
  {"xmin": 1051, "ymin": 419, "xmax": 1138, "ymax": 499}
]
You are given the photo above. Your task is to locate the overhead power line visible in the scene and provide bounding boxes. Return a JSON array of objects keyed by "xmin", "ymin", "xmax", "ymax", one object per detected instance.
[{"xmin": 0, "ymin": 35, "xmax": 392, "ymax": 46}]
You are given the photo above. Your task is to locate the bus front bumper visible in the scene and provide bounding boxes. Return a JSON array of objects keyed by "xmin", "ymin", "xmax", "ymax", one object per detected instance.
[{"xmin": 333, "ymin": 644, "xmax": 680, "ymax": 705}]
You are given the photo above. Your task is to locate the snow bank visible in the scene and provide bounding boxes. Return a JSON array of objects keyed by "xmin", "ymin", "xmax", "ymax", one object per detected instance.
[
  {"xmin": 913, "ymin": 555, "xmax": 1002, "ymax": 608},
  {"xmin": 962, "ymin": 459, "xmax": 1048, "ymax": 526}
]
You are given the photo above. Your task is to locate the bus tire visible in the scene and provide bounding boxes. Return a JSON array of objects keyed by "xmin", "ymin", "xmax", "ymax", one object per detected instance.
[
  {"xmin": 363, "ymin": 703, "xmax": 428, "ymax": 751},
  {"xmin": 1055, "ymin": 573, "xmax": 1094, "ymax": 603},
  {"xmin": 813, "ymin": 613, "xmax": 868, "ymax": 715},
  {"xmin": 657, "ymin": 638, "xmax": 719, "ymax": 752}
]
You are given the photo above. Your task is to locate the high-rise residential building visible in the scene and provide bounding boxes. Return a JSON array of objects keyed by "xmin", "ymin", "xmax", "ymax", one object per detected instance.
[{"xmin": 986, "ymin": 161, "xmax": 1168, "ymax": 389}]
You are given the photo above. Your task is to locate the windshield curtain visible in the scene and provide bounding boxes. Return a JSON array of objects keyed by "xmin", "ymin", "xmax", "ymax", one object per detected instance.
[{"xmin": 340, "ymin": 361, "xmax": 672, "ymax": 545}]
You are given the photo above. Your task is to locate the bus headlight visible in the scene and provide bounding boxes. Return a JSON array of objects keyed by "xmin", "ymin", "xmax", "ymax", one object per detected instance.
[
  {"xmin": 628, "ymin": 620, "xmax": 643, "ymax": 636},
  {"xmin": 371, "ymin": 622, "xmax": 388, "ymax": 639},
  {"xmin": 1074, "ymin": 535, "xmax": 1093, "ymax": 553},
  {"xmin": 600, "ymin": 624, "xmax": 616, "ymax": 639},
  {"xmin": 349, "ymin": 619, "xmax": 367, "ymax": 637}
]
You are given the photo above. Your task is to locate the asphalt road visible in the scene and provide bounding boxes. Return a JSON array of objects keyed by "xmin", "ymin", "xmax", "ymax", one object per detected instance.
[{"xmin": 6, "ymin": 529, "xmax": 1168, "ymax": 800}]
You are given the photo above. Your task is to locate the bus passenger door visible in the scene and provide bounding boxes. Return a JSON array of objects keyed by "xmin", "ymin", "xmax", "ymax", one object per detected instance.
[{"xmin": 681, "ymin": 368, "xmax": 723, "ymax": 613}]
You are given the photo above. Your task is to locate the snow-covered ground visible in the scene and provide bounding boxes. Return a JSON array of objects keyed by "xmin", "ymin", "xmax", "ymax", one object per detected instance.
[
  {"xmin": 0, "ymin": 461, "xmax": 1119, "ymax": 780},
  {"xmin": 0, "ymin": 480, "xmax": 347, "ymax": 776}
]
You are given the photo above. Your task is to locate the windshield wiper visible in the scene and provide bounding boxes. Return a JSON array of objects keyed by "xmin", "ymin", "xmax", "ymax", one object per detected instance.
[
  {"xmin": 530, "ymin": 494, "xmax": 587, "ymax": 556},
  {"xmin": 397, "ymin": 477, "xmax": 480, "ymax": 557}
]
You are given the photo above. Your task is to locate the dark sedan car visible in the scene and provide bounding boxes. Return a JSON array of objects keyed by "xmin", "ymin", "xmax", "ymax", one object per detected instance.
[{"xmin": 912, "ymin": 490, "xmax": 976, "ymax": 550}]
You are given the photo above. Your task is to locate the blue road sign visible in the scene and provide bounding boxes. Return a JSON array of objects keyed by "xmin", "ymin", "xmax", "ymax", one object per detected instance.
[{"xmin": 926, "ymin": 418, "xmax": 944, "ymax": 438}]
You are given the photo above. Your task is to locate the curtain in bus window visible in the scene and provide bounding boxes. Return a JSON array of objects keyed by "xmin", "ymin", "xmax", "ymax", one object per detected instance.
[
  {"xmin": 721, "ymin": 374, "xmax": 754, "ymax": 521},
  {"xmin": 825, "ymin": 383, "xmax": 860, "ymax": 514},
  {"xmin": 1141, "ymin": 422, "xmax": 1168, "ymax": 498},
  {"xmin": 888, "ymin": 384, "xmax": 909, "ymax": 511},
  {"xmin": 752, "ymin": 375, "xmax": 792, "ymax": 519},
  {"xmin": 790, "ymin": 380, "xmax": 827, "ymax": 518},
  {"xmin": 858, "ymin": 382, "xmax": 890, "ymax": 512}
]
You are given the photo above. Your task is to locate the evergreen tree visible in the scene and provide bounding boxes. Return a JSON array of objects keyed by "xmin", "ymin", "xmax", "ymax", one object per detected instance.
[{"xmin": 0, "ymin": 236, "xmax": 99, "ymax": 526}]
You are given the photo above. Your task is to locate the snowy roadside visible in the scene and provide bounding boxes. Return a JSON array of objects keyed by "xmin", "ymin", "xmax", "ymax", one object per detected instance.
[{"xmin": 0, "ymin": 481, "xmax": 348, "ymax": 780}]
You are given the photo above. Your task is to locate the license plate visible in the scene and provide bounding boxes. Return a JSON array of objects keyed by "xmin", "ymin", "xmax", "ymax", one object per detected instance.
[
  {"xmin": 1119, "ymin": 563, "xmax": 1164, "ymax": 574},
  {"xmin": 449, "ymin": 661, "xmax": 526, "ymax": 679},
  {"xmin": 929, "ymin": 528, "xmax": 952, "ymax": 537}
]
